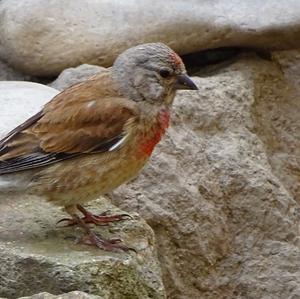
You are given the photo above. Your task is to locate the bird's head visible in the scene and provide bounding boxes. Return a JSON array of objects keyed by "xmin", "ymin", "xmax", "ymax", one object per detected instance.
[{"xmin": 112, "ymin": 43, "xmax": 198, "ymax": 106}]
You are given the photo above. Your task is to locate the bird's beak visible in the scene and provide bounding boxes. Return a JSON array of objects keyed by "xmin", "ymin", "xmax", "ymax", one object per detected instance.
[{"xmin": 175, "ymin": 74, "xmax": 198, "ymax": 90}]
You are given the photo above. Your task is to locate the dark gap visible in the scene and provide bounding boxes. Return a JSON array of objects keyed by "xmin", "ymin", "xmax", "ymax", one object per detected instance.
[{"xmin": 181, "ymin": 47, "xmax": 272, "ymax": 76}]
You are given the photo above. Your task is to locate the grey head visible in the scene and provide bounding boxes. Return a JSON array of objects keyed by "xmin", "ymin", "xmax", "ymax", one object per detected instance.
[{"xmin": 112, "ymin": 43, "xmax": 198, "ymax": 105}]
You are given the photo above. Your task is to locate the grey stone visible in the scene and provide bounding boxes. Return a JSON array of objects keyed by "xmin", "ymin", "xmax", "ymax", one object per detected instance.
[
  {"xmin": 1, "ymin": 0, "xmax": 300, "ymax": 76},
  {"xmin": 49, "ymin": 64, "xmax": 106, "ymax": 91},
  {"xmin": 0, "ymin": 82, "xmax": 59, "ymax": 138},
  {"xmin": 0, "ymin": 195, "xmax": 165, "ymax": 299},
  {"xmin": 18, "ymin": 291, "xmax": 102, "ymax": 299},
  {"xmin": 0, "ymin": 60, "xmax": 30, "ymax": 81}
]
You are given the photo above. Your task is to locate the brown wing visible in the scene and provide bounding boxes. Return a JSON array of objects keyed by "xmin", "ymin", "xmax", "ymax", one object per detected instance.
[{"xmin": 0, "ymin": 71, "xmax": 138, "ymax": 174}]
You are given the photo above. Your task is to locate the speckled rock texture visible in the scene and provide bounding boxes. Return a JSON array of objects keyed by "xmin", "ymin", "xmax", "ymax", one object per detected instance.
[
  {"xmin": 18, "ymin": 291, "xmax": 103, "ymax": 299},
  {"xmin": 0, "ymin": 60, "xmax": 31, "ymax": 81},
  {"xmin": 108, "ymin": 54, "xmax": 300, "ymax": 298},
  {"xmin": 1, "ymin": 0, "xmax": 300, "ymax": 76},
  {"xmin": 0, "ymin": 82, "xmax": 165, "ymax": 299},
  {"xmin": 0, "ymin": 196, "xmax": 164, "ymax": 299}
]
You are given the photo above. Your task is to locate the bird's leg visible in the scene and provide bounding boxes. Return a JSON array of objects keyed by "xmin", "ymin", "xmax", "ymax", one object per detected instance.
[
  {"xmin": 57, "ymin": 204, "xmax": 131, "ymax": 226},
  {"xmin": 76, "ymin": 204, "xmax": 131, "ymax": 225},
  {"xmin": 63, "ymin": 205, "xmax": 134, "ymax": 252}
]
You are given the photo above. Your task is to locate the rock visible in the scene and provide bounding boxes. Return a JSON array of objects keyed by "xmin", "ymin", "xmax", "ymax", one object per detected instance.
[
  {"xmin": 0, "ymin": 82, "xmax": 165, "ymax": 299},
  {"xmin": 272, "ymin": 49, "xmax": 300, "ymax": 87},
  {"xmin": 0, "ymin": 195, "xmax": 165, "ymax": 299},
  {"xmin": 18, "ymin": 291, "xmax": 102, "ymax": 299},
  {"xmin": 254, "ymin": 49, "xmax": 300, "ymax": 210},
  {"xmin": 0, "ymin": 82, "xmax": 59, "ymax": 138},
  {"xmin": 109, "ymin": 54, "xmax": 300, "ymax": 298},
  {"xmin": 49, "ymin": 64, "xmax": 106, "ymax": 91},
  {"xmin": 1, "ymin": 0, "xmax": 300, "ymax": 76},
  {"xmin": 0, "ymin": 60, "xmax": 31, "ymax": 81}
]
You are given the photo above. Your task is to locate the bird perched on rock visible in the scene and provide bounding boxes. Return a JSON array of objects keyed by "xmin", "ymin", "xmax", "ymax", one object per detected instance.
[{"xmin": 0, "ymin": 43, "xmax": 198, "ymax": 252}]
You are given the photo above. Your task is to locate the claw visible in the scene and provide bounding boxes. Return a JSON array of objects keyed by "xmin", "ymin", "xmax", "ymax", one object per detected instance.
[
  {"xmin": 119, "ymin": 213, "xmax": 133, "ymax": 220},
  {"xmin": 78, "ymin": 232, "xmax": 135, "ymax": 253},
  {"xmin": 109, "ymin": 237, "xmax": 123, "ymax": 244},
  {"xmin": 67, "ymin": 204, "xmax": 133, "ymax": 226},
  {"xmin": 60, "ymin": 205, "xmax": 136, "ymax": 252},
  {"xmin": 56, "ymin": 218, "xmax": 77, "ymax": 226}
]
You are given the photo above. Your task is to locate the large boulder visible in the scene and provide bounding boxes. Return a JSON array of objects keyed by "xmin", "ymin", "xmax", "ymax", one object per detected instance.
[
  {"xmin": 1, "ymin": 0, "xmax": 300, "ymax": 76},
  {"xmin": 107, "ymin": 53, "xmax": 300, "ymax": 298},
  {"xmin": 0, "ymin": 60, "xmax": 31, "ymax": 81},
  {"xmin": 0, "ymin": 82, "xmax": 59, "ymax": 137},
  {"xmin": 0, "ymin": 82, "xmax": 165, "ymax": 299}
]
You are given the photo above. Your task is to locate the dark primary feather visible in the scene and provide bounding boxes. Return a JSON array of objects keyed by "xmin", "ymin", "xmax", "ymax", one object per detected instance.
[
  {"xmin": 0, "ymin": 111, "xmax": 43, "ymax": 150},
  {"xmin": 0, "ymin": 134, "xmax": 124, "ymax": 174}
]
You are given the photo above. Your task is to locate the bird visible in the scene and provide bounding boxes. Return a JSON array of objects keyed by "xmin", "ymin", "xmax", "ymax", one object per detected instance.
[{"xmin": 0, "ymin": 43, "xmax": 198, "ymax": 252}]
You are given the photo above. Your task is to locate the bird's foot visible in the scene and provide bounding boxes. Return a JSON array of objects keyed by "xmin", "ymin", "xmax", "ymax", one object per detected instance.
[
  {"xmin": 78, "ymin": 204, "xmax": 132, "ymax": 225},
  {"xmin": 58, "ymin": 213, "xmax": 131, "ymax": 226},
  {"xmin": 82, "ymin": 211, "xmax": 132, "ymax": 225},
  {"xmin": 59, "ymin": 205, "xmax": 135, "ymax": 252},
  {"xmin": 57, "ymin": 204, "xmax": 131, "ymax": 226},
  {"xmin": 78, "ymin": 232, "xmax": 135, "ymax": 253}
]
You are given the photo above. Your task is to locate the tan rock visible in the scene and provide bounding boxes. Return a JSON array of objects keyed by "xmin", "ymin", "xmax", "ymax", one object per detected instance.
[
  {"xmin": 254, "ymin": 49, "xmax": 300, "ymax": 207},
  {"xmin": 1, "ymin": 0, "xmax": 300, "ymax": 76},
  {"xmin": 109, "ymin": 55, "xmax": 300, "ymax": 298}
]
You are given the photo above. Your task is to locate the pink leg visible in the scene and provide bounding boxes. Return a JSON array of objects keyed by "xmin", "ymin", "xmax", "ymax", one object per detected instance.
[
  {"xmin": 57, "ymin": 204, "xmax": 131, "ymax": 226},
  {"xmin": 61, "ymin": 205, "xmax": 135, "ymax": 252}
]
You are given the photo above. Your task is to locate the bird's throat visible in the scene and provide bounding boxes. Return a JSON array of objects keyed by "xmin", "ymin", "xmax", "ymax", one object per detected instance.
[{"xmin": 137, "ymin": 108, "xmax": 170, "ymax": 157}]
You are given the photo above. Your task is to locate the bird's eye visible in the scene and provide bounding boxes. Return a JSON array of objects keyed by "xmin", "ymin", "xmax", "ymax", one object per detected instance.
[{"xmin": 159, "ymin": 69, "xmax": 171, "ymax": 78}]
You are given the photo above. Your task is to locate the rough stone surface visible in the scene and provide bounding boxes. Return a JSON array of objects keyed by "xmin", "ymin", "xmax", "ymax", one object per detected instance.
[
  {"xmin": 256, "ymin": 49, "xmax": 300, "ymax": 205},
  {"xmin": 272, "ymin": 49, "xmax": 300, "ymax": 87},
  {"xmin": 1, "ymin": 0, "xmax": 300, "ymax": 76},
  {"xmin": 0, "ymin": 60, "xmax": 31, "ymax": 81},
  {"xmin": 105, "ymin": 55, "xmax": 300, "ymax": 298},
  {"xmin": 0, "ymin": 194, "xmax": 165, "ymax": 299},
  {"xmin": 49, "ymin": 64, "xmax": 106, "ymax": 91},
  {"xmin": 0, "ymin": 82, "xmax": 165, "ymax": 299},
  {"xmin": 18, "ymin": 291, "xmax": 102, "ymax": 299}
]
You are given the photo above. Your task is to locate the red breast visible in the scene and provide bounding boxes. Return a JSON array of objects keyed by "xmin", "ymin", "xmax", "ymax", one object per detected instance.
[{"xmin": 137, "ymin": 108, "xmax": 170, "ymax": 157}]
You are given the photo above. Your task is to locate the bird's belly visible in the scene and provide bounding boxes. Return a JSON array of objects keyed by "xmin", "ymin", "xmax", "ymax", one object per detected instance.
[{"xmin": 28, "ymin": 149, "xmax": 148, "ymax": 207}]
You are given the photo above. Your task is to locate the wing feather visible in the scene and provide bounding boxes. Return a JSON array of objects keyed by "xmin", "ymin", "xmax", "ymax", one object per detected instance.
[{"xmin": 0, "ymin": 72, "xmax": 138, "ymax": 174}]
